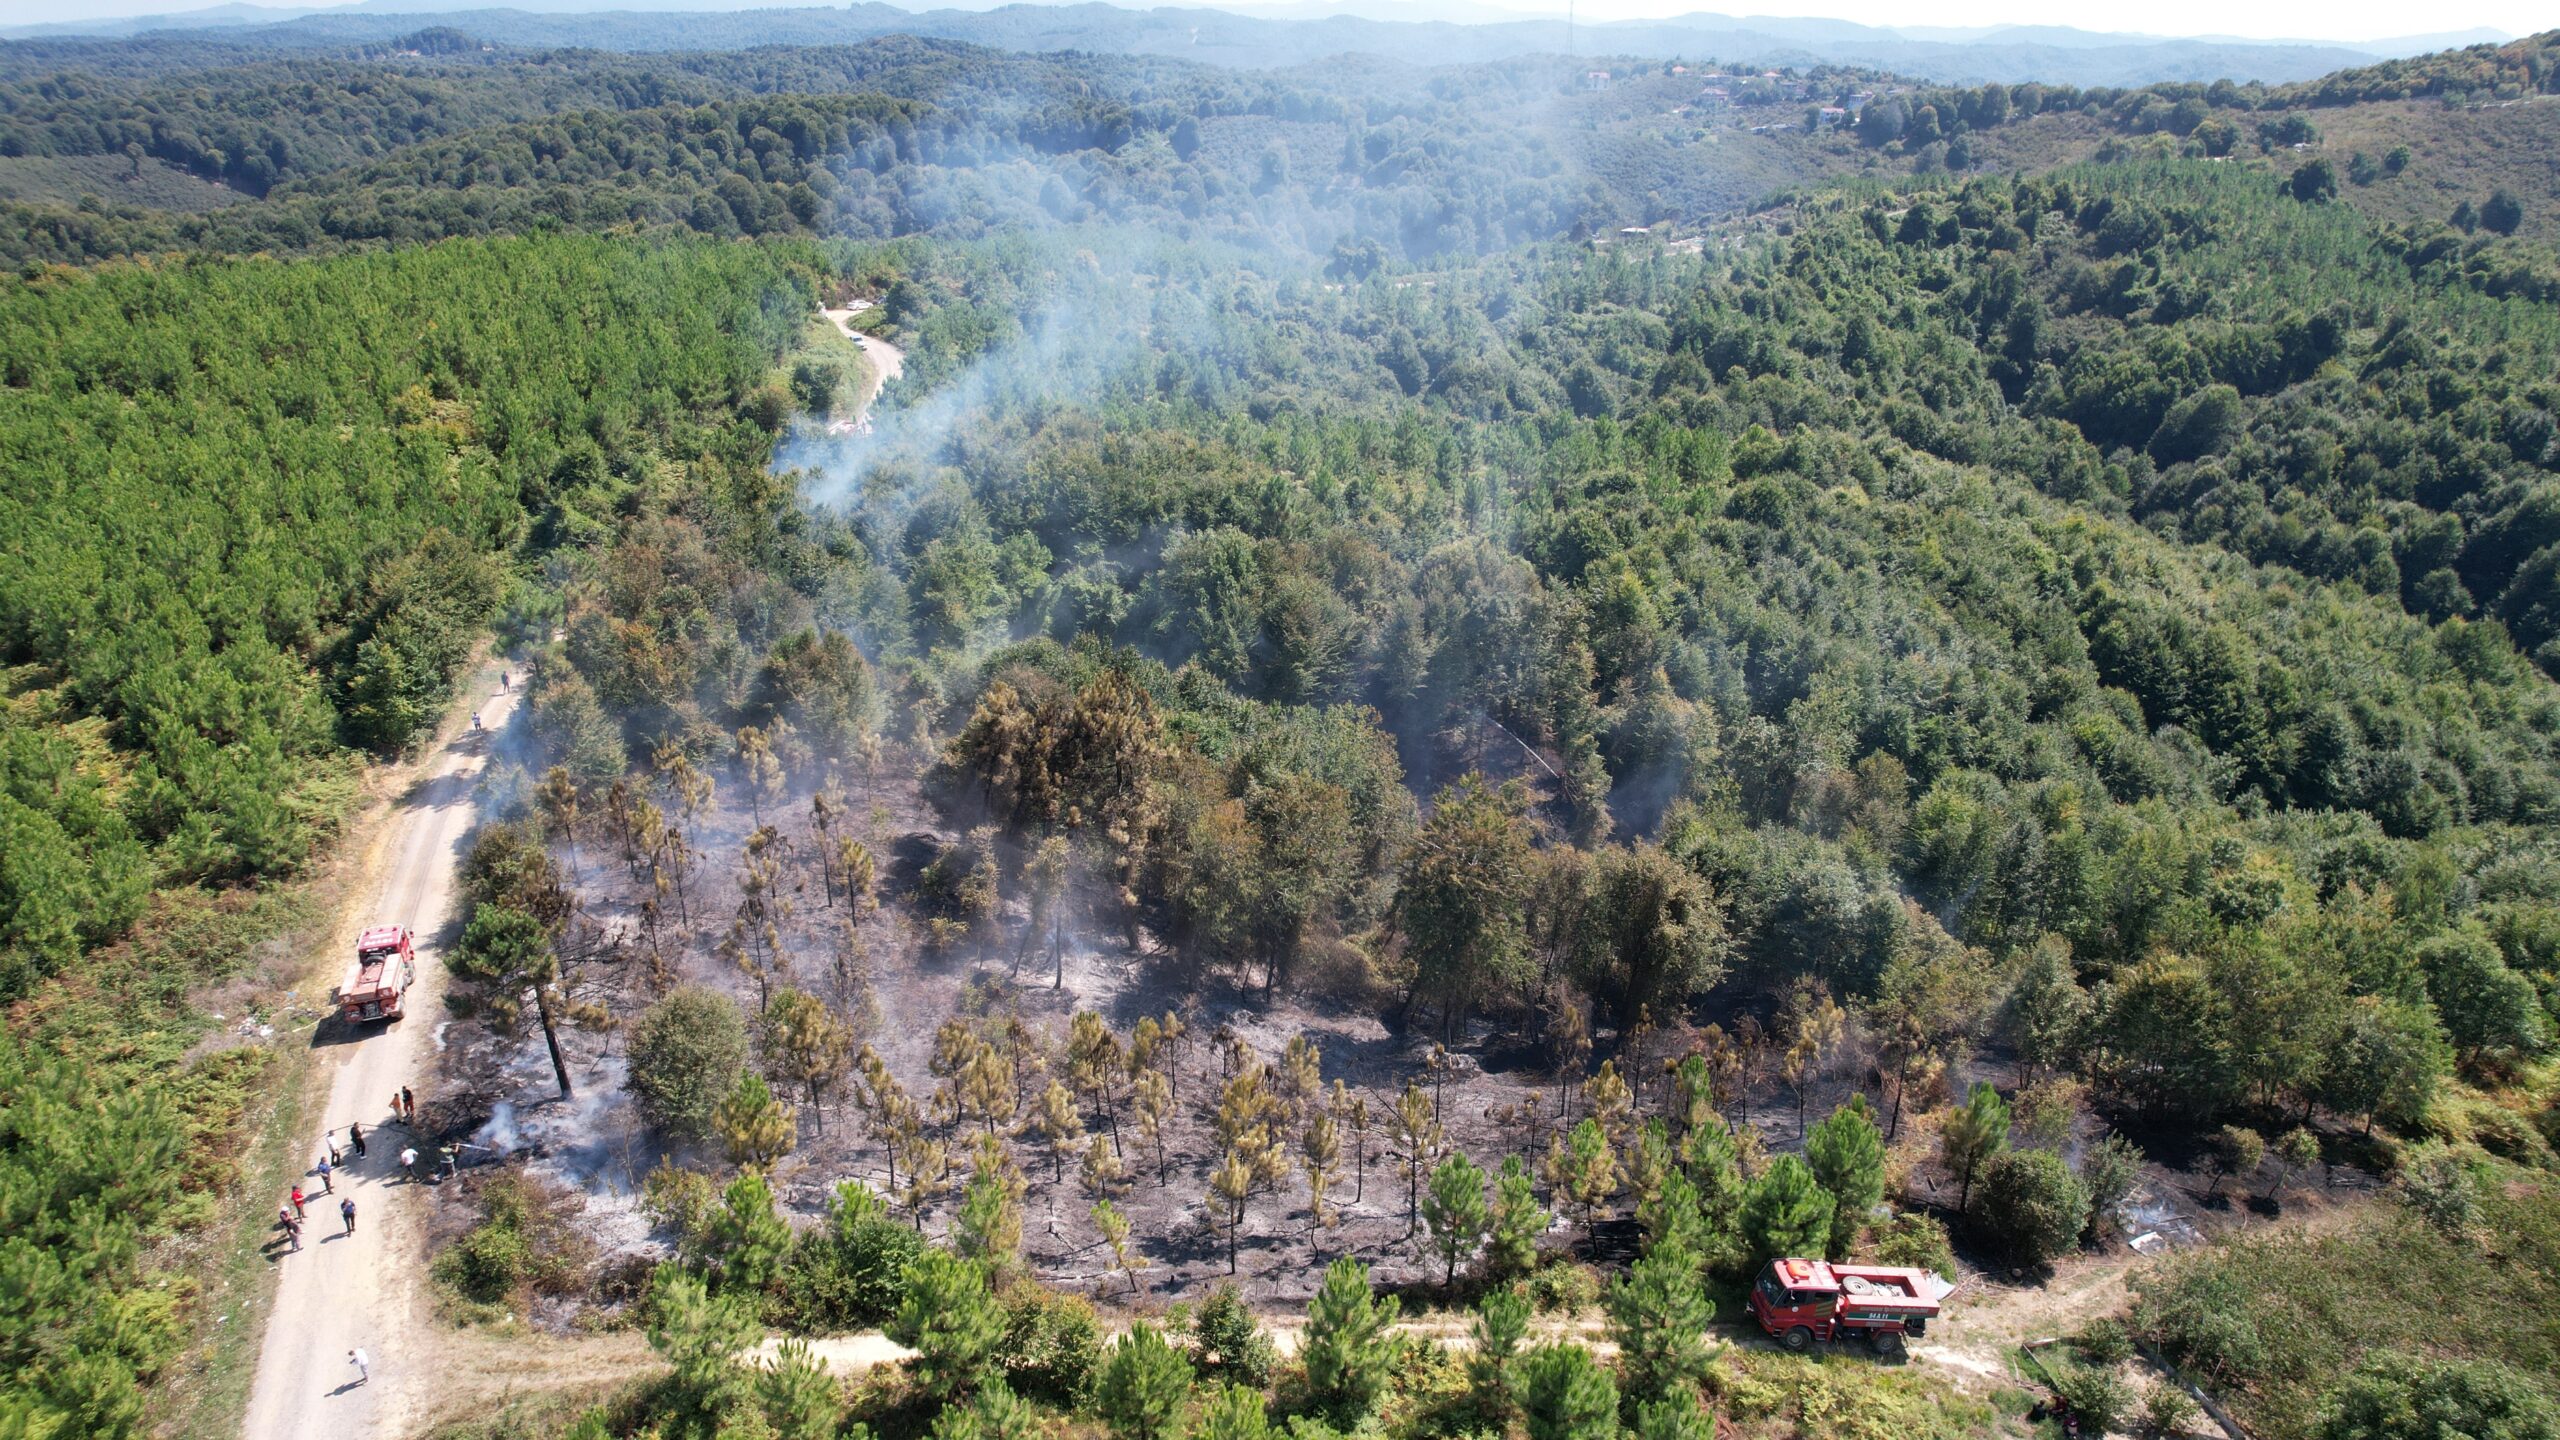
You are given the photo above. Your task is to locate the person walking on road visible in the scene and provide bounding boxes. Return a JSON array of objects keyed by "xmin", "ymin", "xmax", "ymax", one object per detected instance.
[
  {"xmin": 314, "ymin": 1156, "xmax": 333, "ymax": 1193},
  {"xmin": 279, "ymin": 1208, "xmax": 301, "ymax": 1252},
  {"xmin": 289, "ymin": 1185, "xmax": 306, "ymax": 1219},
  {"xmin": 347, "ymin": 1121, "xmax": 367, "ymax": 1158},
  {"xmin": 348, "ymin": 1348, "xmax": 370, "ymax": 1386},
  {"xmin": 339, "ymin": 1196, "xmax": 357, "ymax": 1236}
]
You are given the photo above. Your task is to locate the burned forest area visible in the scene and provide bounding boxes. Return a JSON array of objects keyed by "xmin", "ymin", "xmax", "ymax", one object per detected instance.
[{"xmin": 440, "ymin": 709, "xmax": 1934, "ymax": 1312}]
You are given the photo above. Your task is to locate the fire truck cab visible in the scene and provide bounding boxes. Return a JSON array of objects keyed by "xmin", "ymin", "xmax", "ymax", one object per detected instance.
[
  {"xmin": 335, "ymin": 925, "xmax": 417, "ymax": 1025},
  {"xmin": 1748, "ymin": 1257, "xmax": 1953, "ymax": 1356}
]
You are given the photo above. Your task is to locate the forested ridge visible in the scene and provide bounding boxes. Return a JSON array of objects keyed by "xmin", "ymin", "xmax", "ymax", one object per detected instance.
[
  {"xmin": 4, "ymin": 31, "xmax": 2554, "ymax": 268},
  {"xmin": 0, "ymin": 19, "xmax": 2557, "ymax": 1440}
]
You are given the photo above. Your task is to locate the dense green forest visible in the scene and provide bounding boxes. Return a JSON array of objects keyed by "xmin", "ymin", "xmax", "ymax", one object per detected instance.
[
  {"xmin": 2, "ymin": 18, "xmax": 2558, "ymax": 1440},
  {"xmin": 0, "ymin": 233, "xmax": 813, "ymax": 1434}
]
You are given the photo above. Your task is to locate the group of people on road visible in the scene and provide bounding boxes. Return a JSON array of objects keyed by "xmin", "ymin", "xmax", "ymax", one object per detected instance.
[
  {"xmin": 273, "ymin": 1085, "xmax": 420, "ymax": 1255},
  {"xmin": 305, "ymin": 673, "xmax": 512, "ymax": 1402}
]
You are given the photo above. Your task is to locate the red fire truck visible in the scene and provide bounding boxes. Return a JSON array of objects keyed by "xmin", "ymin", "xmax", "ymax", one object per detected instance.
[
  {"xmin": 334, "ymin": 925, "xmax": 417, "ymax": 1025},
  {"xmin": 1748, "ymin": 1257, "xmax": 1955, "ymax": 1356}
]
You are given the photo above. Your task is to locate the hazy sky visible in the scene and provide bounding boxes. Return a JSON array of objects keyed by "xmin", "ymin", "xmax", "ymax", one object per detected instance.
[
  {"xmin": 0, "ymin": 0, "xmax": 2533, "ymax": 45},
  {"xmin": 1439, "ymin": 0, "xmax": 2528, "ymax": 43}
]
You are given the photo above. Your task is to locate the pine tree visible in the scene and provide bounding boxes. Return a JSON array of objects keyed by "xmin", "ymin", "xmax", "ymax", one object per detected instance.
[
  {"xmin": 1517, "ymin": 1344, "xmax": 1618, "ymax": 1440},
  {"xmin": 1467, "ymin": 1284, "xmax": 1532, "ymax": 1415},
  {"xmin": 1581, "ymin": 1060, "xmax": 1632, "ymax": 1147},
  {"xmin": 1740, "ymin": 1154, "xmax": 1831, "ymax": 1263},
  {"xmin": 1093, "ymin": 1198, "xmax": 1143, "ymax": 1296},
  {"xmin": 1487, "ymin": 1153, "xmax": 1550, "ymax": 1279},
  {"xmin": 1081, "ymin": 1133, "xmax": 1127, "ymax": 1200},
  {"xmin": 956, "ymin": 1135, "xmax": 1024, "ymax": 1274},
  {"xmin": 715, "ymin": 1070, "xmax": 798, "ymax": 1171},
  {"xmin": 648, "ymin": 1266, "xmax": 763, "ymax": 1427},
  {"xmin": 1393, "ymin": 1083, "xmax": 1441, "ymax": 1237},
  {"xmin": 1070, "ymin": 1011, "xmax": 1127, "ymax": 1154},
  {"xmin": 889, "ymin": 1250, "xmax": 1004, "ymax": 1400},
  {"xmin": 453, "ymin": 901, "xmax": 575, "ymax": 1099},
  {"xmin": 1679, "ymin": 1116, "xmax": 1745, "ymax": 1244},
  {"xmin": 1606, "ymin": 1239, "xmax": 1715, "ymax": 1404},
  {"xmin": 757, "ymin": 1338, "xmax": 842, "ymax": 1440},
  {"xmin": 1135, "ymin": 1068, "xmax": 1174, "ymax": 1186},
  {"xmin": 1332, "ymin": 1081, "xmax": 1371, "ymax": 1203},
  {"xmin": 898, "ymin": 1126, "xmax": 951, "ymax": 1232},
  {"xmin": 1941, "ymin": 1081, "xmax": 2011, "ymax": 1214},
  {"xmin": 1210, "ymin": 1149, "xmax": 1253, "ymax": 1275},
  {"xmin": 1024, "ymin": 834, "xmax": 1071, "ymax": 985},
  {"xmin": 700, "ymin": 1170, "xmax": 794, "ymax": 1295},
  {"xmin": 1632, "ymin": 1386, "xmax": 1712, "ymax": 1440},
  {"xmin": 1301, "ymin": 1110, "xmax": 1340, "ymax": 1230},
  {"xmin": 1302, "ymin": 1256, "xmax": 1399, "ymax": 1423},
  {"xmin": 1544, "ymin": 1116, "xmax": 1619, "ymax": 1254},
  {"xmin": 964, "ymin": 1380, "xmax": 1043, "ymax": 1440},
  {"xmin": 1193, "ymin": 1384, "xmax": 1272, "ymax": 1440},
  {"xmin": 760, "ymin": 988, "xmax": 853, "ymax": 1135},
  {"xmin": 1097, "ymin": 1323, "xmax": 1195, "ymax": 1440},
  {"xmin": 1422, "ymin": 1150, "xmax": 1489, "ymax": 1286},
  {"xmin": 1636, "ymin": 1167, "xmax": 1708, "ymax": 1263},
  {"xmin": 1804, "ymin": 1100, "xmax": 1886, "ymax": 1260},
  {"xmin": 1032, "ymin": 1079, "xmax": 1086, "ymax": 1182}
]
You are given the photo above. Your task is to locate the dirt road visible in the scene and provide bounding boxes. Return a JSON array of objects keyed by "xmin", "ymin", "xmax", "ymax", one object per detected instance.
[
  {"xmin": 820, "ymin": 302, "xmax": 905, "ymax": 417},
  {"xmin": 240, "ymin": 675, "xmax": 522, "ymax": 1440}
]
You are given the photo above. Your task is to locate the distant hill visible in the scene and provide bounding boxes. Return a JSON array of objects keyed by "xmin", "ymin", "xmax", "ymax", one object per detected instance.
[{"xmin": 0, "ymin": 2, "xmax": 2445, "ymax": 87}]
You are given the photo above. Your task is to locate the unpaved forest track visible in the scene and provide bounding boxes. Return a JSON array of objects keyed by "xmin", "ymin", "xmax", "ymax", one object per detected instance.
[
  {"xmin": 820, "ymin": 302, "xmax": 905, "ymax": 416},
  {"xmin": 240, "ymin": 676, "xmax": 521, "ymax": 1440}
]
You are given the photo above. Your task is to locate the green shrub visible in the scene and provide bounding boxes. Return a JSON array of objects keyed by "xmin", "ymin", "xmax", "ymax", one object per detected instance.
[
  {"xmin": 1975, "ymin": 1148, "xmax": 2089, "ymax": 1267},
  {"xmin": 438, "ymin": 1217, "xmax": 533, "ymax": 1305},
  {"xmin": 433, "ymin": 1172, "xmax": 593, "ymax": 1308},
  {"xmin": 626, "ymin": 987, "xmax": 750, "ymax": 1143},
  {"xmin": 1526, "ymin": 1261, "xmax": 1603, "ymax": 1315},
  {"xmin": 2317, "ymin": 1353, "xmax": 2554, "ymax": 1440},
  {"xmin": 999, "ymin": 1285, "xmax": 1103, "ymax": 1406},
  {"xmin": 1192, "ymin": 1283, "xmax": 1276, "ymax": 1387},
  {"xmin": 2076, "ymin": 1318, "xmax": 2135, "ymax": 1367},
  {"xmin": 2142, "ymin": 1380, "xmax": 2201, "ymax": 1439},
  {"xmin": 2048, "ymin": 1359, "xmax": 2131, "ymax": 1435},
  {"xmin": 779, "ymin": 1181, "xmax": 923, "ymax": 1331},
  {"xmin": 1866, "ymin": 1212, "xmax": 1957, "ymax": 1279}
]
